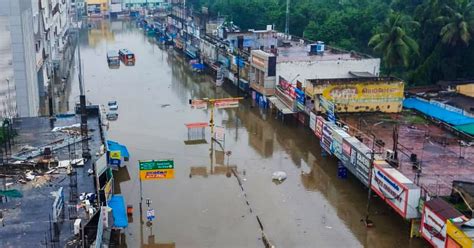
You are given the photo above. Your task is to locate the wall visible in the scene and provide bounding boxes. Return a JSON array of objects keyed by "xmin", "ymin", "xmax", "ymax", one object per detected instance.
[
  {"xmin": 0, "ymin": 0, "xmax": 40, "ymax": 117},
  {"xmin": 276, "ymin": 58, "xmax": 381, "ymax": 87},
  {"xmin": 457, "ymin": 83, "xmax": 474, "ymax": 98}
]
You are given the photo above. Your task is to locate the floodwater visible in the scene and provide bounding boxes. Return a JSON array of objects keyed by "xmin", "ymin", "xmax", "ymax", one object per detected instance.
[{"xmin": 67, "ymin": 19, "xmax": 426, "ymax": 248}]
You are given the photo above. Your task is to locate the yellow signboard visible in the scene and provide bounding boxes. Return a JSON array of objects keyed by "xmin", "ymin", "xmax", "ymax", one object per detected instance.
[
  {"xmin": 104, "ymin": 179, "xmax": 113, "ymax": 201},
  {"xmin": 321, "ymin": 82, "xmax": 404, "ymax": 104},
  {"xmin": 446, "ymin": 220, "xmax": 473, "ymax": 248},
  {"xmin": 140, "ymin": 169, "xmax": 175, "ymax": 180},
  {"xmin": 110, "ymin": 151, "xmax": 121, "ymax": 160}
]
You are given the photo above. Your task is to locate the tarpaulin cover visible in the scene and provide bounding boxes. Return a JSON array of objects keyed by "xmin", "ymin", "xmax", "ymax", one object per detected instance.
[
  {"xmin": 108, "ymin": 195, "xmax": 128, "ymax": 228},
  {"xmin": 106, "ymin": 140, "xmax": 130, "ymax": 158},
  {"xmin": 192, "ymin": 63, "xmax": 205, "ymax": 70},
  {"xmin": 403, "ymin": 98, "xmax": 474, "ymax": 126},
  {"xmin": 454, "ymin": 123, "xmax": 474, "ymax": 136}
]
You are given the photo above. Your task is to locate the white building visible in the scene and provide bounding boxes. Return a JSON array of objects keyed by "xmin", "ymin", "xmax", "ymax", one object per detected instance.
[{"xmin": 0, "ymin": 0, "xmax": 40, "ymax": 117}]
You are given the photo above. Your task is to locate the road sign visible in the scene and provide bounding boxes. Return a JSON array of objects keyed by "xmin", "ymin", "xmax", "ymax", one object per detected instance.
[
  {"xmin": 146, "ymin": 208, "xmax": 155, "ymax": 221},
  {"xmin": 214, "ymin": 99, "xmax": 239, "ymax": 109},
  {"xmin": 139, "ymin": 160, "xmax": 174, "ymax": 170}
]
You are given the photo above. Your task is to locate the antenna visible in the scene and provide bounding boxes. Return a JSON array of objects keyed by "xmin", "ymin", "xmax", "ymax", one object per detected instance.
[{"xmin": 285, "ymin": 0, "xmax": 290, "ymax": 35}]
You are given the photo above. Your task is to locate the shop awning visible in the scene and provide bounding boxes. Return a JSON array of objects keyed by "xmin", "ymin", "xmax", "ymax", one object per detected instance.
[
  {"xmin": 268, "ymin": 97, "xmax": 295, "ymax": 114},
  {"xmin": 108, "ymin": 195, "xmax": 128, "ymax": 228},
  {"xmin": 106, "ymin": 140, "xmax": 130, "ymax": 158}
]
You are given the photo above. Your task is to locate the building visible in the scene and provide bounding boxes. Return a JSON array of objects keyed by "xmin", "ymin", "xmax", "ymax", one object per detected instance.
[
  {"xmin": 0, "ymin": 0, "xmax": 41, "ymax": 117},
  {"xmin": 124, "ymin": 0, "xmax": 167, "ymax": 10},
  {"xmin": 249, "ymin": 37, "xmax": 381, "ymax": 114}
]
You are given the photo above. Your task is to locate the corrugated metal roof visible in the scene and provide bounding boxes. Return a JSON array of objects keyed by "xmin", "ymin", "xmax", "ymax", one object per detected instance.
[{"xmin": 425, "ymin": 198, "xmax": 463, "ymax": 220}]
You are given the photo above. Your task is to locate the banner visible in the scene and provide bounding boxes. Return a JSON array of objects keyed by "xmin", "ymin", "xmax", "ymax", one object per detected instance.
[
  {"xmin": 321, "ymin": 82, "xmax": 404, "ymax": 104},
  {"xmin": 309, "ymin": 112, "xmax": 317, "ymax": 132}
]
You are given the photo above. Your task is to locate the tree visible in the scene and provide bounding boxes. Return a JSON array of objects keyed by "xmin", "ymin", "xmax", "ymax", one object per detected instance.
[
  {"xmin": 303, "ymin": 21, "xmax": 318, "ymax": 41},
  {"xmin": 369, "ymin": 12, "xmax": 420, "ymax": 74},
  {"xmin": 437, "ymin": 0, "xmax": 474, "ymax": 46}
]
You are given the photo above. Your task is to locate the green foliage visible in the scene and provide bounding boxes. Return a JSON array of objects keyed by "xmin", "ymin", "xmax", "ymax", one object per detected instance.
[{"xmin": 192, "ymin": 0, "xmax": 474, "ymax": 85}]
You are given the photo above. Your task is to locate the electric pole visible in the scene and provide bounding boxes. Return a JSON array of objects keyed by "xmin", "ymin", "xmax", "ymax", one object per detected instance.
[{"xmin": 285, "ymin": 0, "xmax": 290, "ymax": 35}]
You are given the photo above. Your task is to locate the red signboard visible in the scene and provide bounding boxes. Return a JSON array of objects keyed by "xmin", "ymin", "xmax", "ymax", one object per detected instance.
[{"xmin": 315, "ymin": 116, "xmax": 324, "ymax": 138}]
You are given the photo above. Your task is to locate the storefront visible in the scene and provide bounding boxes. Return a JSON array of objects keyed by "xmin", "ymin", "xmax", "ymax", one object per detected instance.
[
  {"xmin": 420, "ymin": 198, "xmax": 465, "ymax": 247},
  {"xmin": 371, "ymin": 160, "xmax": 421, "ymax": 219}
]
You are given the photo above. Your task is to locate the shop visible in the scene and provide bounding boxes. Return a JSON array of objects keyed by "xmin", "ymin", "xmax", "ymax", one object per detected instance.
[
  {"xmin": 371, "ymin": 160, "xmax": 421, "ymax": 219},
  {"xmin": 420, "ymin": 198, "xmax": 465, "ymax": 247},
  {"xmin": 106, "ymin": 140, "xmax": 130, "ymax": 170}
]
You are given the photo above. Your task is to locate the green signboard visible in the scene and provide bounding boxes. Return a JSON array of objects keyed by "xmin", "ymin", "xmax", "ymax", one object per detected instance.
[{"xmin": 139, "ymin": 160, "xmax": 174, "ymax": 170}]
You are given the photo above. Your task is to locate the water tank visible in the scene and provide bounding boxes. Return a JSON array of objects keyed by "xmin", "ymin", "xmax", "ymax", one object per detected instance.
[{"xmin": 316, "ymin": 41, "xmax": 325, "ymax": 54}]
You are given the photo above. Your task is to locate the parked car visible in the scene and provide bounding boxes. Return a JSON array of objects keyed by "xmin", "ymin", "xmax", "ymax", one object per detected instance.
[
  {"xmin": 106, "ymin": 112, "xmax": 118, "ymax": 121},
  {"xmin": 108, "ymin": 101, "xmax": 118, "ymax": 111}
]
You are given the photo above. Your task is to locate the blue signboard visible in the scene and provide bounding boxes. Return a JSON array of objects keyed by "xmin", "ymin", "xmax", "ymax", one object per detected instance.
[{"xmin": 295, "ymin": 88, "xmax": 305, "ymax": 111}]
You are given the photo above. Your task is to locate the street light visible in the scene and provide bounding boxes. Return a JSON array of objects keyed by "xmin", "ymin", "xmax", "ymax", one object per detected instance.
[{"xmin": 363, "ymin": 131, "xmax": 376, "ymax": 227}]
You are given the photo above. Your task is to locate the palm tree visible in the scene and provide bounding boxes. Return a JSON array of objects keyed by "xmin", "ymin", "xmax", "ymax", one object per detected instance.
[
  {"xmin": 437, "ymin": 0, "xmax": 474, "ymax": 46},
  {"xmin": 369, "ymin": 12, "xmax": 419, "ymax": 74}
]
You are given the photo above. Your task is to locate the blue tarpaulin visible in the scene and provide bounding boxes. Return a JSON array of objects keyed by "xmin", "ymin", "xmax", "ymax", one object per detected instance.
[
  {"xmin": 106, "ymin": 140, "xmax": 130, "ymax": 158},
  {"xmin": 192, "ymin": 63, "xmax": 205, "ymax": 70},
  {"xmin": 108, "ymin": 195, "xmax": 128, "ymax": 228},
  {"xmin": 403, "ymin": 98, "xmax": 474, "ymax": 126}
]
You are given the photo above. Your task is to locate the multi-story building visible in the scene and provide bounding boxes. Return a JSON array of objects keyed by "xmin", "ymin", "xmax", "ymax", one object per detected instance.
[{"xmin": 0, "ymin": 0, "xmax": 41, "ymax": 117}]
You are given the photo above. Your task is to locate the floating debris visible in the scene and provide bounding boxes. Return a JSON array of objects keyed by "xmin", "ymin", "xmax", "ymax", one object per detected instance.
[{"xmin": 272, "ymin": 171, "xmax": 287, "ymax": 182}]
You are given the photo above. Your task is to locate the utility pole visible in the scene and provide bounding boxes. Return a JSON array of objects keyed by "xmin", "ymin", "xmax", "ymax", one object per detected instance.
[
  {"xmin": 364, "ymin": 132, "xmax": 376, "ymax": 227},
  {"xmin": 285, "ymin": 0, "xmax": 290, "ymax": 35},
  {"xmin": 77, "ymin": 32, "xmax": 90, "ymax": 160}
]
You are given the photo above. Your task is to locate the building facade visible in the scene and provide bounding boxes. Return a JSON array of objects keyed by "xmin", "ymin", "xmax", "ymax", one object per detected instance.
[{"xmin": 0, "ymin": 0, "xmax": 41, "ymax": 117}]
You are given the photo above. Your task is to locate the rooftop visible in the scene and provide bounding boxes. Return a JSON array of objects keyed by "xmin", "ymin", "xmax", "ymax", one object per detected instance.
[
  {"xmin": 307, "ymin": 76, "xmax": 401, "ymax": 85},
  {"xmin": 0, "ymin": 114, "xmax": 103, "ymax": 247},
  {"xmin": 275, "ymin": 37, "xmax": 374, "ymax": 63}
]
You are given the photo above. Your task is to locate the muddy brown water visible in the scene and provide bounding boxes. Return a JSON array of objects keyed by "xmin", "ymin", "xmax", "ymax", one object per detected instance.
[{"xmin": 66, "ymin": 19, "xmax": 426, "ymax": 248}]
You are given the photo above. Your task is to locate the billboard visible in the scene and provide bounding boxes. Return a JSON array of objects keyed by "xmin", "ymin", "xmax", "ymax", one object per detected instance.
[
  {"xmin": 321, "ymin": 82, "xmax": 404, "ymax": 104},
  {"xmin": 315, "ymin": 116, "xmax": 324, "ymax": 138},
  {"xmin": 139, "ymin": 160, "xmax": 175, "ymax": 180},
  {"xmin": 309, "ymin": 112, "xmax": 317, "ymax": 132},
  {"xmin": 320, "ymin": 122, "xmax": 335, "ymax": 155},
  {"xmin": 371, "ymin": 161, "xmax": 421, "ymax": 219},
  {"xmin": 331, "ymin": 128, "xmax": 350, "ymax": 161}
]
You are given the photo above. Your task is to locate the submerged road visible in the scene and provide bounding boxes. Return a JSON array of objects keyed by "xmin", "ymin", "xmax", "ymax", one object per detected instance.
[{"xmin": 67, "ymin": 19, "xmax": 425, "ymax": 248}]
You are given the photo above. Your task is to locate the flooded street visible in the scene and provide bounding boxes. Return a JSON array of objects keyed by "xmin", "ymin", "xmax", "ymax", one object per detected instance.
[{"xmin": 69, "ymin": 20, "xmax": 425, "ymax": 248}]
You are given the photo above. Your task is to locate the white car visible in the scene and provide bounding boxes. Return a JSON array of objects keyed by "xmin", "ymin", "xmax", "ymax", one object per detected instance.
[{"xmin": 108, "ymin": 100, "xmax": 118, "ymax": 111}]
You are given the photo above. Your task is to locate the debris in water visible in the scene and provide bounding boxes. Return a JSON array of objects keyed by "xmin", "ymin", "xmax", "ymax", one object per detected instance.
[
  {"xmin": 272, "ymin": 171, "xmax": 287, "ymax": 183},
  {"xmin": 161, "ymin": 104, "xmax": 170, "ymax": 108}
]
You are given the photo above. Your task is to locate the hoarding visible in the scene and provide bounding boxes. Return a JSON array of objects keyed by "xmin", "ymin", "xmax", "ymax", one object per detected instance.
[
  {"xmin": 421, "ymin": 206, "xmax": 447, "ymax": 248},
  {"xmin": 191, "ymin": 99, "xmax": 207, "ymax": 109},
  {"xmin": 139, "ymin": 160, "xmax": 175, "ymax": 180},
  {"xmin": 331, "ymin": 128, "xmax": 350, "ymax": 161},
  {"xmin": 140, "ymin": 169, "xmax": 175, "ymax": 180},
  {"xmin": 214, "ymin": 99, "xmax": 239, "ymax": 109},
  {"xmin": 320, "ymin": 122, "xmax": 335, "ymax": 155},
  {"xmin": 371, "ymin": 161, "xmax": 421, "ymax": 219},
  {"xmin": 315, "ymin": 116, "xmax": 324, "ymax": 138},
  {"xmin": 295, "ymin": 88, "xmax": 305, "ymax": 111},
  {"xmin": 321, "ymin": 82, "xmax": 404, "ymax": 104},
  {"xmin": 309, "ymin": 112, "xmax": 317, "ymax": 132},
  {"xmin": 342, "ymin": 136, "xmax": 370, "ymax": 186}
]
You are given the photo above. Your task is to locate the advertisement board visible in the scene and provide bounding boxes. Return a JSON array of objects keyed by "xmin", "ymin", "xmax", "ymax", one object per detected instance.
[
  {"xmin": 139, "ymin": 160, "xmax": 175, "ymax": 180},
  {"xmin": 309, "ymin": 112, "xmax": 317, "ymax": 132},
  {"xmin": 320, "ymin": 122, "xmax": 336, "ymax": 155},
  {"xmin": 371, "ymin": 161, "xmax": 421, "ymax": 219},
  {"xmin": 321, "ymin": 82, "xmax": 404, "ymax": 104},
  {"xmin": 215, "ymin": 99, "xmax": 239, "ymax": 109},
  {"xmin": 421, "ymin": 206, "xmax": 447, "ymax": 248},
  {"xmin": 315, "ymin": 116, "xmax": 325, "ymax": 138},
  {"xmin": 295, "ymin": 88, "xmax": 305, "ymax": 111},
  {"xmin": 331, "ymin": 127, "xmax": 350, "ymax": 161}
]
